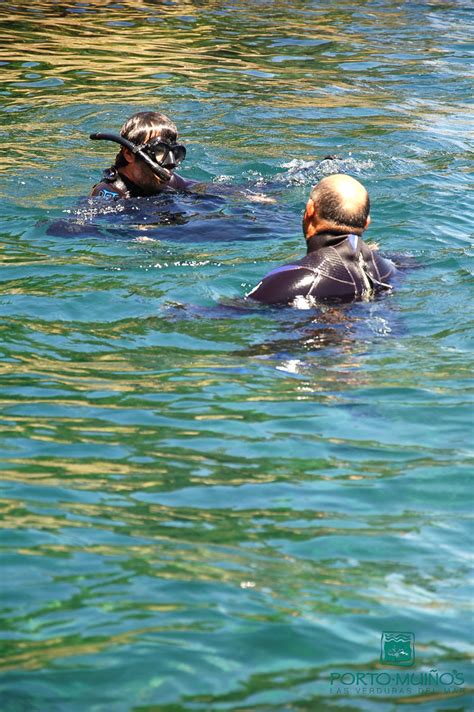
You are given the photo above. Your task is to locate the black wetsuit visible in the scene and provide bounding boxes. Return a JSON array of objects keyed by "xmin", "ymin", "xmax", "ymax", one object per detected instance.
[
  {"xmin": 247, "ymin": 231, "xmax": 396, "ymax": 304},
  {"xmin": 90, "ymin": 167, "xmax": 192, "ymax": 199}
]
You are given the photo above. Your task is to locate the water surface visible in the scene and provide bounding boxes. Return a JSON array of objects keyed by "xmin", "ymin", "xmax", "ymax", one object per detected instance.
[{"xmin": 0, "ymin": 1, "xmax": 472, "ymax": 710}]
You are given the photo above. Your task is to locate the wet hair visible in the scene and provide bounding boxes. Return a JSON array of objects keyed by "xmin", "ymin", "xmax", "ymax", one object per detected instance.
[
  {"xmin": 114, "ymin": 111, "xmax": 178, "ymax": 168},
  {"xmin": 310, "ymin": 179, "xmax": 370, "ymax": 231}
]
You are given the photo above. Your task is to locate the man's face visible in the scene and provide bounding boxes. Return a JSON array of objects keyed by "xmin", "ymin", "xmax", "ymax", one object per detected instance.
[
  {"xmin": 134, "ymin": 154, "xmax": 170, "ymax": 193},
  {"xmin": 124, "ymin": 131, "xmax": 178, "ymax": 194}
]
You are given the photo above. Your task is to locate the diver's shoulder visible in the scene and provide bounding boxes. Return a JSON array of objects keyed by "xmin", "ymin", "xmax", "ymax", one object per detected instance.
[
  {"xmin": 167, "ymin": 173, "xmax": 199, "ymax": 192},
  {"xmin": 247, "ymin": 261, "xmax": 315, "ymax": 304},
  {"xmin": 361, "ymin": 240, "xmax": 397, "ymax": 272},
  {"xmin": 90, "ymin": 181, "xmax": 123, "ymax": 200},
  {"xmin": 90, "ymin": 167, "xmax": 127, "ymax": 200}
]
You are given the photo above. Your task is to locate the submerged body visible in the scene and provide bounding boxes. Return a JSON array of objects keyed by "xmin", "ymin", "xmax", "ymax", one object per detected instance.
[
  {"xmin": 247, "ymin": 231, "xmax": 396, "ymax": 305},
  {"xmin": 90, "ymin": 167, "xmax": 192, "ymax": 200}
]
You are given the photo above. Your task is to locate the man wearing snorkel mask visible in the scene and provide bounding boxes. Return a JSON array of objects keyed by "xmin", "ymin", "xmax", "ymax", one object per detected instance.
[{"xmin": 90, "ymin": 111, "xmax": 194, "ymax": 199}]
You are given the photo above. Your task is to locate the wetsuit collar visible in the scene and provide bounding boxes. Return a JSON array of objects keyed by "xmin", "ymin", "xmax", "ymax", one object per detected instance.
[
  {"xmin": 103, "ymin": 167, "xmax": 147, "ymax": 198},
  {"xmin": 306, "ymin": 230, "xmax": 362, "ymax": 254}
]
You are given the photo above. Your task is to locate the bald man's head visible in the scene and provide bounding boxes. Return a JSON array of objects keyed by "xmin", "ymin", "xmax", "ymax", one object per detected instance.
[{"xmin": 304, "ymin": 174, "xmax": 371, "ymax": 239}]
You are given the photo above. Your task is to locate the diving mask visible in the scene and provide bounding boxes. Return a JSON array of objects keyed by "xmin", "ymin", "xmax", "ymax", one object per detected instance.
[
  {"xmin": 141, "ymin": 138, "xmax": 186, "ymax": 169},
  {"xmin": 89, "ymin": 131, "xmax": 186, "ymax": 181}
]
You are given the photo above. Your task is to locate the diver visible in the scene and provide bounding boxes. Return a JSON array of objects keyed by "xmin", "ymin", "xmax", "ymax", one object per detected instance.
[
  {"xmin": 89, "ymin": 111, "xmax": 196, "ymax": 199},
  {"xmin": 246, "ymin": 174, "xmax": 396, "ymax": 305}
]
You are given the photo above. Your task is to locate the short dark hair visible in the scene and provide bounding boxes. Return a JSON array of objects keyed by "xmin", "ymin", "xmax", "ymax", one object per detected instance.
[
  {"xmin": 121, "ymin": 111, "xmax": 178, "ymax": 144},
  {"xmin": 115, "ymin": 111, "xmax": 178, "ymax": 168},
  {"xmin": 310, "ymin": 181, "xmax": 370, "ymax": 230}
]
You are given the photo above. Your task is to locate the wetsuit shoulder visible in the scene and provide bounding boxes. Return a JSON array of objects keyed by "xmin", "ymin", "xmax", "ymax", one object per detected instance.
[
  {"xmin": 362, "ymin": 243, "xmax": 397, "ymax": 284},
  {"xmin": 307, "ymin": 237, "xmax": 396, "ymax": 298},
  {"xmin": 247, "ymin": 262, "xmax": 317, "ymax": 304},
  {"xmin": 166, "ymin": 173, "xmax": 197, "ymax": 192},
  {"xmin": 90, "ymin": 180, "xmax": 124, "ymax": 200},
  {"xmin": 90, "ymin": 167, "xmax": 128, "ymax": 200}
]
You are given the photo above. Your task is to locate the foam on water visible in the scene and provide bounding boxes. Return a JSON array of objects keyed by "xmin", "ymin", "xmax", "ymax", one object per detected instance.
[{"xmin": 278, "ymin": 155, "xmax": 377, "ymax": 185}]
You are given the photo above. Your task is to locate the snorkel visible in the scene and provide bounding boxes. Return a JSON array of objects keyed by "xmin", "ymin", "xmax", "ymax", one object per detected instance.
[{"xmin": 90, "ymin": 132, "xmax": 172, "ymax": 182}]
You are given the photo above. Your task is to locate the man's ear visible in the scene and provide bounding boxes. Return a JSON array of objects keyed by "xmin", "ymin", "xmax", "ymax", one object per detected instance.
[
  {"xmin": 365, "ymin": 214, "xmax": 371, "ymax": 229},
  {"xmin": 303, "ymin": 198, "xmax": 317, "ymax": 239},
  {"xmin": 122, "ymin": 148, "xmax": 134, "ymax": 164},
  {"xmin": 304, "ymin": 198, "xmax": 316, "ymax": 221}
]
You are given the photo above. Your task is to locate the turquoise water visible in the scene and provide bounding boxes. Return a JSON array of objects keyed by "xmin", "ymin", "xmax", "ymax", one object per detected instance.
[{"xmin": 0, "ymin": 1, "xmax": 473, "ymax": 710}]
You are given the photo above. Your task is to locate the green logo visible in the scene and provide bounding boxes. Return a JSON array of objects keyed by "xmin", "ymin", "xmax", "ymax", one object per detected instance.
[{"xmin": 381, "ymin": 632, "xmax": 415, "ymax": 666}]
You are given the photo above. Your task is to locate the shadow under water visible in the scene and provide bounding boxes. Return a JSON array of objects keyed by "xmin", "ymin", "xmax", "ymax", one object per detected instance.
[{"xmin": 164, "ymin": 291, "xmax": 404, "ymax": 363}]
